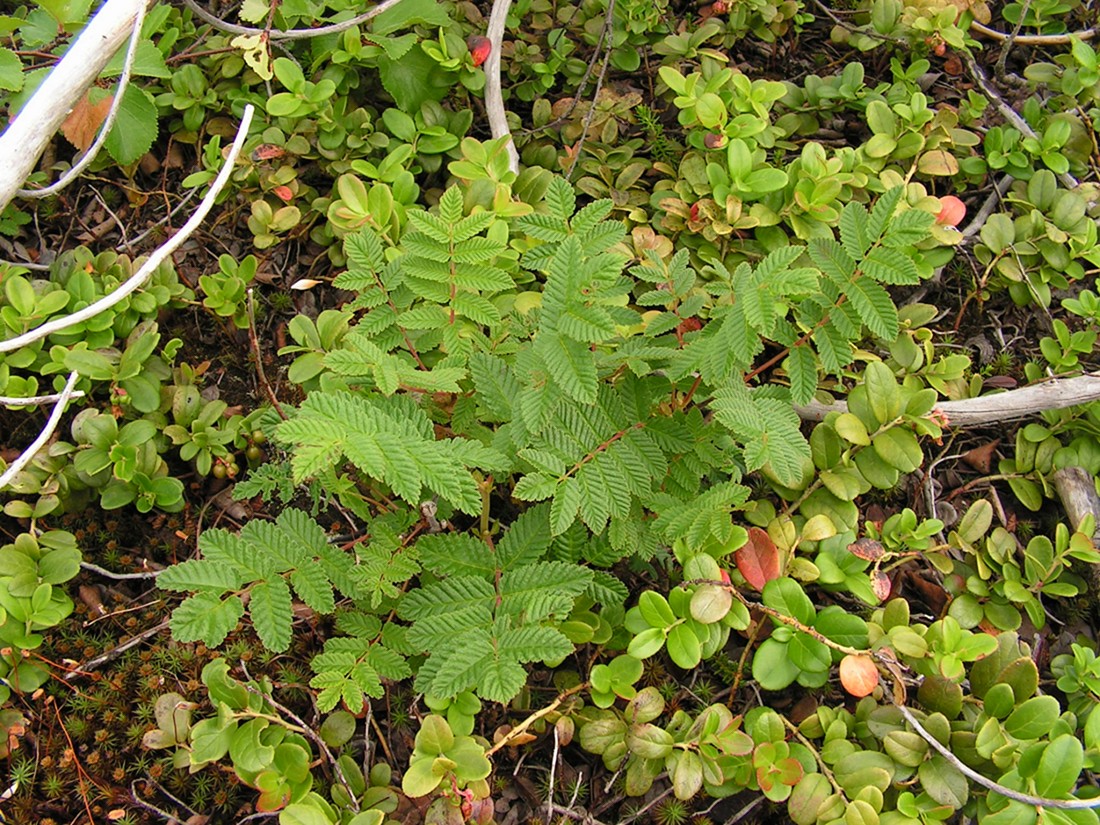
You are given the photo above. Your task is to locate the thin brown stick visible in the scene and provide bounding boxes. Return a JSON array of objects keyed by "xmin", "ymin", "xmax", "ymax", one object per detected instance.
[{"xmin": 247, "ymin": 288, "xmax": 288, "ymax": 420}]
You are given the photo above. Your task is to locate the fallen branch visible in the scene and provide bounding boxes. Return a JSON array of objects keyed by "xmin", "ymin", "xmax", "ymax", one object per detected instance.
[
  {"xmin": 0, "ymin": 388, "xmax": 86, "ymax": 407},
  {"xmin": 485, "ymin": 0, "xmax": 520, "ymax": 174},
  {"xmin": 16, "ymin": 1, "xmax": 146, "ymax": 199},
  {"xmin": 796, "ymin": 373, "xmax": 1100, "ymax": 426},
  {"xmin": 971, "ymin": 19, "xmax": 1099, "ymax": 45},
  {"xmin": 727, "ymin": 585, "xmax": 1100, "ymax": 811},
  {"xmin": 963, "ymin": 54, "xmax": 1078, "ymax": 190},
  {"xmin": 182, "ymin": 0, "xmax": 408, "ymax": 40},
  {"xmin": 0, "ymin": 0, "xmax": 148, "ymax": 212},
  {"xmin": 0, "ymin": 104, "xmax": 255, "ymax": 354},
  {"xmin": 1051, "ymin": 466, "xmax": 1100, "ymax": 538},
  {"xmin": 0, "ymin": 371, "xmax": 80, "ymax": 491}
]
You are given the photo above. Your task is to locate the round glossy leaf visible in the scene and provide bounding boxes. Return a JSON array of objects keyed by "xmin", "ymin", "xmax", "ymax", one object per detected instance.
[
  {"xmin": 625, "ymin": 722, "xmax": 674, "ymax": 760},
  {"xmin": 638, "ymin": 591, "xmax": 676, "ymax": 628},
  {"xmin": 628, "ymin": 627, "xmax": 667, "ymax": 660},
  {"xmin": 667, "ymin": 622, "xmax": 702, "ymax": 668},
  {"xmin": 789, "ymin": 773, "xmax": 833, "ymax": 825},
  {"xmin": 753, "ymin": 638, "xmax": 800, "ymax": 691},
  {"xmin": 413, "ymin": 715, "xmax": 454, "ymax": 756},
  {"xmin": 402, "ymin": 757, "xmax": 444, "ymax": 797},
  {"xmin": 1005, "ymin": 696, "xmax": 1061, "ymax": 740},
  {"xmin": 320, "ymin": 710, "xmax": 357, "ymax": 748},
  {"xmin": 690, "ymin": 584, "xmax": 733, "ymax": 624}
]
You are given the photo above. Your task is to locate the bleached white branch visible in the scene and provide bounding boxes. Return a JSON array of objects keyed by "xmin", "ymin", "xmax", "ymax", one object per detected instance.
[
  {"xmin": 0, "ymin": 104, "xmax": 256, "ymax": 354},
  {"xmin": 0, "ymin": 0, "xmax": 148, "ymax": 213},
  {"xmin": 181, "ymin": 0, "xmax": 408, "ymax": 40},
  {"xmin": 893, "ymin": 700, "xmax": 1100, "ymax": 809},
  {"xmin": 485, "ymin": 0, "xmax": 520, "ymax": 174},
  {"xmin": 0, "ymin": 389, "xmax": 87, "ymax": 407},
  {"xmin": 796, "ymin": 373, "xmax": 1100, "ymax": 426},
  {"xmin": 16, "ymin": 1, "xmax": 147, "ymax": 200},
  {"xmin": 0, "ymin": 371, "xmax": 80, "ymax": 491}
]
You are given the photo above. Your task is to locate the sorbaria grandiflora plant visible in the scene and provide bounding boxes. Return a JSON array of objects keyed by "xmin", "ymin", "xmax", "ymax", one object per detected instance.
[{"xmin": 159, "ymin": 178, "xmax": 1100, "ymax": 824}]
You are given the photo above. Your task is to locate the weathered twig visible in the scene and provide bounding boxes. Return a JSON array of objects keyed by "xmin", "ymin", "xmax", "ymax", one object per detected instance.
[
  {"xmin": 182, "ymin": 0, "xmax": 408, "ymax": 40},
  {"xmin": 80, "ymin": 560, "xmax": 159, "ymax": 580},
  {"xmin": 964, "ymin": 54, "xmax": 1078, "ymax": 190},
  {"xmin": 961, "ymin": 176, "xmax": 1013, "ymax": 240},
  {"xmin": 971, "ymin": 19, "xmax": 1099, "ymax": 44},
  {"xmin": 0, "ymin": 104, "xmax": 255, "ymax": 354},
  {"xmin": 485, "ymin": 0, "xmax": 520, "ymax": 174},
  {"xmin": 1051, "ymin": 466, "xmax": 1100, "ymax": 538},
  {"xmin": 0, "ymin": 388, "xmax": 86, "ymax": 407},
  {"xmin": 64, "ymin": 619, "xmax": 168, "ymax": 680},
  {"xmin": 796, "ymin": 373, "xmax": 1100, "ymax": 426},
  {"xmin": 0, "ymin": 0, "xmax": 148, "ymax": 212},
  {"xmin": 16, "ymin": 1, "xmax": 146, "ymax": 199},
  {"xmin": 892, "ymin": 699, "xmax": 1100, "ymax": 810},
  {"xmin": 729, "ymin": 585, "xmax": 1100, "ymax": 810},
  {"xmin": 0, "ymin": 370, "xmax": 80, "ymax": 491}
]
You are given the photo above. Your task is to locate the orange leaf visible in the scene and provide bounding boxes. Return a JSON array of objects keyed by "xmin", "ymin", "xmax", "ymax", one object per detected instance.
[
  {"xmin": 61, "ymin": 91, "xmax": 113, "ymax": 153},
  {"xmin": 735, "ymin": 527, "xmax": 781, "ymax": 591},
  {"xmin": 839, "ymin": 654, "xmax": 879, "ymax": 697},
  {"xmin": 935, "ymin": 195, "xmax": 966, "ymax": 228}
]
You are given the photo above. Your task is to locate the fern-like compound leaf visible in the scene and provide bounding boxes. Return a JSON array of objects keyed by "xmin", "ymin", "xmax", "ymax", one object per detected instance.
[
  {"xmin": 158, "ymin": 559, "xmax": 245, "ymax": 593},
  {"xmin": 250, "ymin": 577, "xmax": 293, "ymax": 653},
  {"xmin": 169, "ymin": 592, "xmax": 245, "ymax": 647},
  {"xmin": 398, "ymin": 575, "xmax": 496, "ymax": 621}
]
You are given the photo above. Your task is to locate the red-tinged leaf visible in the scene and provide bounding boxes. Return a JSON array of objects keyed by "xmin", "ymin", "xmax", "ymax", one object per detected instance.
[
  {"xmin": 736, "ymin": 527, "xmax": 781, "ymax": 591},
  {"xmin": 272, "ymin": 185, "xmax": 294, "ymax": 202},
  {"xmin": 872, "ymin": 570, "xmax": 892, "ymax": 602},
  {"xmin": 839, "ymin": 654, "xmax": 879, "ymax": 697},
  {"xmin": 467, "ymin": 35, "xmax": 491, "ymax": 67},
  {"xmin": 61, "ymin": 91, "xmax": 113, "ymax": 153},
  {"xmin": 252, "ymin": 143, "xmax": 286, "ymax": 161},
  {"xmin": 848, "ymin": 537, "xmax": 885, "ymax": 561}
]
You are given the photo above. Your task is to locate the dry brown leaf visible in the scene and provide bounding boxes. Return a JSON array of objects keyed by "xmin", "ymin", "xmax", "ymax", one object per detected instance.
[
  {"xmin": 61, "ymin": 91, "xmax": 114, "ymax": 153},
  {"xmin": 961, "ymin": 440, "xmax": 999, "ymax": 473}
]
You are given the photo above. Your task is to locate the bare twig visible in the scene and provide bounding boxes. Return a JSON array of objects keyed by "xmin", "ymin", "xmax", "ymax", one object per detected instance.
[
  {"xmin": 246, "ymin": 288, "xmax": 288, "ymax": 420},
  {"xmin": 971, "ymin": 19, "xmax": 1099, "ymax": 44},
  {"xmin": 0, "ymin": 371, "xmax": 80, "ymax": 491},
  {"xmin": 0, "ymin": 388, "xmax": 86, "ymax": 406},
  {"xmin": 961, "ymin": 176, "xmax": 1013, "ymax": 240},
  {"xmin": 994, "ymin": 0, "xmax": 1029, "ymax": 83},
  {"xmin": 16, "ymin": 1, "xmax": 147, "ymax": 200},
  {"xmin": 0, "ymin": 104, "xmax": 255, "ymax": 354},
  {"xmin": 796, "ymin": 372, "xmax": 1100, "ymax": 426},
  {"xmin": 64, "ymin": 619, "xmax": 169, "ymax": 680},
  {"xmin": 182, "ymin": 0, "xmax": 408, "ymax": 40},
  {"xmin": 893, "ymin": 700, "xmax": 1100, "ymax": 809},
  {"xmin": 485, "ymin": 0, "xmax": 520, "ymax": 173},
  {"xmin": 0, "ymin": 0, "xmax": 148, "ymax": 212},
  {"xmin": 240, "ymin": 670, "xmax": 360, "ymax": 813},
  {"xmin": 963, "ymin": 54, "xmax": 1078, "ymax": 189},
  {"xmin": 79, "ymin": 560, "xmax": 160, "ymax": 580}
]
